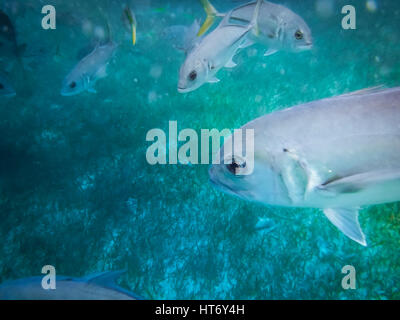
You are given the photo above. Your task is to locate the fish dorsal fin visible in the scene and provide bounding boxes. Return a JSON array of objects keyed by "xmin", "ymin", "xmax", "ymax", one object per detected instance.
[
  {"xmin": 339, "ymin": 85, "xmax": 385, "ymax": 98},
  {"xmin": 250, "ymin": 0, "xmax": 263, "ymax": 36},
  {"xmin": 85, "ymin": 270, "xmax": 126, "ymax": 286},
  {"xmin": 183, "ymin": 20, "xmax": 202, "ymax": 53},
  {"xmin": 323, "ymin": 208, "xmax": 367, "ymax": 246}
]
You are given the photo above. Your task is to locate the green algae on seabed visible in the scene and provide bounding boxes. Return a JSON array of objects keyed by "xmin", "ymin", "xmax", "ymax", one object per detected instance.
[{"xmin": 0, "ymin": 0, "xmax": 400, "ymax": 299}]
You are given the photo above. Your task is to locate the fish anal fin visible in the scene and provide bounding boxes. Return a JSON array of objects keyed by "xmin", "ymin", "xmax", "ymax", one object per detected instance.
[
  {"xmin": 208, "ymin": 76, "xmax": 220, "ymax": 83},
  {"xmin": 264, "ymin": 49, "xmax": 278, "ymax": 57},
  {"xmin": 239, "ymin": 39, "xmax": 254, "ymax": 49},
  {"xmin": 323, "ymin": 208, "xmax": 367, "ymax": 246},
  {"xmin": 225, "ymin": 58, "xmax": 237, "ymax": 68}
]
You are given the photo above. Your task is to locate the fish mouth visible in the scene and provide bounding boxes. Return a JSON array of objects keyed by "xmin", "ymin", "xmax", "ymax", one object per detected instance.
[
  {"xmin": 177, "ymin": 86, "xmax": 191, "ymax": 94},
  {"xmin": 60, "ymin": 90, "xmax": 76, "ymax": 97},
  {"xmin": 301, "ymin": 42, "xmax": 313, "ymax": 50}
]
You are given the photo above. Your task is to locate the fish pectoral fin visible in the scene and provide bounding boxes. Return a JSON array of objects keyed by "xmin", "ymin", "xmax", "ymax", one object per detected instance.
[
  {"xmin": 323, "ymin": 208, "xmax": 367, "ymax": 246},
  {"xmin": 264, "ymin": 49, "xmax": 278, "ymax": 57},
  {"xmin": 86, "ymin": 270, "xmax": 127, "ymax": 286},
  {"xmin": 317, "ymin": 169, "xmax": 400, "ymax": 196},
  {"xmin": 208, "ymin": 76, "xmax": 220, "ymax": 83},
  {"xmin": 225, "ymin": 58, "xmax": 237, "ymax": 68}
]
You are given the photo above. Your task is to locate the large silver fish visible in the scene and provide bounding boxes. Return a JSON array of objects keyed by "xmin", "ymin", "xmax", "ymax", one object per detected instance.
[
  {"xmin": 209, "ymin": 87, "xmax": 400, "ymax": 246},
  {"xmin": 178, "ymin": 0, "xmax": 262, "ymax": 93},
  {"xmin": 0, "ymin": 270, "xmax": 141, "ymax": 300},
  {"xmin": 61, "ymin": 41, "xmax": 117, "ymax": 96},
  {"xmin": 198, "ymin": 0, "xmax": 313, "ymax": 56}
]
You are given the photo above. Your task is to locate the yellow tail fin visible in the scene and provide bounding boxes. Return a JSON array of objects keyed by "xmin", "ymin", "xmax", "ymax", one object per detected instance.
[
  {"xmin": 124, "ymin": 6, "xmax": 137, "ymax": 45},
  {"xmin": 197, "ymin": 0, "xmax": 218, "ymax": 37}
]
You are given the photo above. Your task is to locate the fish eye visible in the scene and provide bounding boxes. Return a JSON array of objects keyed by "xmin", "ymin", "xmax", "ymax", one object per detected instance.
[
  {"xmin": 226, "ymin": 157, "xmax": 246, "ymax": 175},
  {"xmin": 188, "ymin": 70, "xmax": 197, "ymax": 81},
  {"xmin": 69, "ymin": 81, "xmax": 77, "ymax": 89},
  {"xmin": 0, "ymin": 83, "xmax": 4, "ymax": 89},
  {"xmin": 295, "ymin": 30, "xmax": 304, "ymax": 40}
]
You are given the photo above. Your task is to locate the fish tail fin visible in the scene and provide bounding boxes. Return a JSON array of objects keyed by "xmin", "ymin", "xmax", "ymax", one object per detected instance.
[
  {"xmin": 124, "ymin": 5, "xmax": 137, "ymax": 45},
  {"xmin": 250, "ymin": 0, "xmax": 263, "ymax": 36},
  {"xmin": 98, "ymin": 5, "xmax": 114, "ymax": 45},
  {"xmin": 197, "ymin": 0, "xmax": 219, "ymax": 36}
]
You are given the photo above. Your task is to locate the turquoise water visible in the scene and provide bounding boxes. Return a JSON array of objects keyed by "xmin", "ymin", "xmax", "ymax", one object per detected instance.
[{"xmin": 0, "ymin": 0, "xmax": 400, "ymax": 299}]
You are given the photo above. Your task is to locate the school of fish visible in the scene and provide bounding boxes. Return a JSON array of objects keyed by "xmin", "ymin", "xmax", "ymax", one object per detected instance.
[{"xmin": 0, "ymin": 0, "xmax": 399, "ymax": 300}]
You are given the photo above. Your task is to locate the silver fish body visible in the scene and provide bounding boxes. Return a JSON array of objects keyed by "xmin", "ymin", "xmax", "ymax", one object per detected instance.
[
  {"xmin": 178, "ymin": 24, "xmax": 250, "ymax": 93},
  {"xmin": 178, "ymin": 0, "xmax": 262, "ymax": 93},
  {"xmin": 209, "ymin": 87, "xmax": 400, "ymax": 245},
  {"xmin": 61, "ymin": 42, "xmax": 117, "ymax": 96},
  {"xmin": 0, "ymin": 271, "xmax": 140, "ymax": 300},
  {"xmin": 226, "ymin": 0, "xmax": 312, "ymax": 53}
]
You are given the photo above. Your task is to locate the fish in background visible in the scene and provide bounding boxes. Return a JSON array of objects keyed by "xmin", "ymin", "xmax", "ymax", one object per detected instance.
[
  {"xmin": 178, "ymin": 0, "xmax": 263, "ymax": 93},
  {"xmin": 0, "ymin": 72, "xmax": 16, "ymax": 97},
  {"xmin": 163, "ymin": 20, "xmax": 202, "ymax": 52},
  {"xmin": 198, "ymin": 0, "xmax": 313, "ymax": 56},
  {"xmin": 0, "ymin": 9, "xmax": 26, "ymax": 62},
  {"xmin": 209, "ymin": 87, "xmax": 400, "ymax": 246},
  {"xmin": 61, "ymin": 11, "xmax": 118, "ymax": 97},
  {"xmin": 60, "ymin": 41, "xmax": 117, "ymax": 96},
  {"xmin": 0, "ymin": 270, "xmax": 142, "ymax": 300},
  {"xmin": 122, "ymin": 5, "xmax": 137, "ymax": 45}
]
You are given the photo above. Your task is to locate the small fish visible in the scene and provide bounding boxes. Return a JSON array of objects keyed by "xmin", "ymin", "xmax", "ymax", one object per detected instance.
[
  {"xmin": 61, "ymin": 41, "xmax": 117, "ymax": 96},
  {"xmin": 0, "ymin": 270, "xmax": 142, "ymax": 300},
  {"xmin": 178, "ymin": 0, "xmax": 262, "ymax": 93},
  {"xmin": 123, "ymin": 5, "xmax": 137, "ymax": 45},
  {"xmin": 209, "ymin": 87, "xmax": 400, "ymax": 246},
  {"xmin": 198, "ymin": 0, "xmax": 313, "ymax": 55},
  {"xmin": 0, "ymin": 72, "xmax": 15, "ymax": 97},
  {"xmin": 163, "ymin": 20, "xmax": 202, "ymax": 52}
]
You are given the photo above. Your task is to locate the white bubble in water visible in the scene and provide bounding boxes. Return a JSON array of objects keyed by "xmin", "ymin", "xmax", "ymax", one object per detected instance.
[
  {"xmin": 94, "ymin": 26, "xmax": 105, "ymax": 39},
  {"xmin": 150, "ymin": 65, "xmax": 163, "ymax": 79},
  {"xmin": 148, "ymin": 91, "xmax": 158, "ymax": 103},
  {"xmin": 255, "ymin": 95, "xmax": 263, "ymax": 103},
  {"xmin": 366, "ymin": 0, "xmax": 378, "ymax": 12},
  {"xmin": 315, "ymin": 0, "xmax": 334, "ymax": 18},
  {"xmin": 82, "ymin": 20, "xmax": 92, "ymax": 36}
]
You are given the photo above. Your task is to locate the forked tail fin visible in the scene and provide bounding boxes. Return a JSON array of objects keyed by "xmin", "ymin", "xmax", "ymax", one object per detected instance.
[
  {"xmin": 197, "ymin": 0, "xmax": 219, "ymax": 36},
  {"xmin": 124, "ymin": 5, "xmax": 137, "ymax": 45}
]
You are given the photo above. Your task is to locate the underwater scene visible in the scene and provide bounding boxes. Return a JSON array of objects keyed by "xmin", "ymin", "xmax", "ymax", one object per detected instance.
[{"xmin": 0, "ymin": 0, "xmax": 400, "ymax": 300}]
